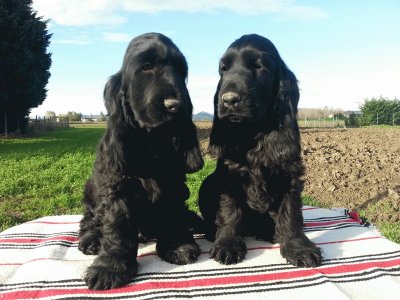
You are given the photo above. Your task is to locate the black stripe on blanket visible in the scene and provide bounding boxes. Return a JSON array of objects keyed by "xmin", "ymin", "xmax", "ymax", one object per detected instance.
[
  {"xmin": 303, "ymin": 223, "xmax": 364, "ymax": 232},
  {"xmin": 0, "ymin": 232, "xmax": 79, "ymax": 238},
  {"xmin": 303, "ymin": 216, "xmax": 350, "ymax": 221},
  {"xmin": 0, "ymin": 241, "xmax": 78, "ymax": 249}
]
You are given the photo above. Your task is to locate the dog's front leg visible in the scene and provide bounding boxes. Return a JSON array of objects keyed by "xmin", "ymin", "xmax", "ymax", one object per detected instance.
[
  {"xmin": 155, "ymin": 199, "xmax": 200, "ymax": 265},
  {"xmin": 78, "ymin": 210, "xmax": 102, "ymax": 255},
  {"xmin": 84, "ymin": 195, "xmax": 139, "ymax": 290},
  {"xmin": 270, "ymin": 177, "xmax": 322, "ymax": 268},
  {"xmin": 209, "ymin": 193, "xmax": 247, "ymax": 265}
]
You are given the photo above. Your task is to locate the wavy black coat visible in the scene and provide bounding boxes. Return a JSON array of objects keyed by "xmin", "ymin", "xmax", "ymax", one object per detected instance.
[
  {"xmin": 199, "ymin": 34, "xmax": 322, "ymax": 267},
  {"xmin": 78, "ymin": 33, "xmax": 204, "ymax": 290}
]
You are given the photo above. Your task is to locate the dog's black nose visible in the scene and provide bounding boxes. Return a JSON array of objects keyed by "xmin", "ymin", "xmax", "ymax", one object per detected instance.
[
  {"xmin": 221, "ymin": 92, "xmax": 240, "ymax": 108},
  {"xmin": 164, "ymin": 99, "xmax": 180, "ymax": 112}
]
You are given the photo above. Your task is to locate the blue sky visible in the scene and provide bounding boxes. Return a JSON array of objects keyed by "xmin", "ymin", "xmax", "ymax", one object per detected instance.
[{"xmin": 30, "ymin": 0, "xmax": 400, "ymax": 116}]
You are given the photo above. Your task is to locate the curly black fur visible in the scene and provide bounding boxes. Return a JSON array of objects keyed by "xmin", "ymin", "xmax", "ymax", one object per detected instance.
[
  {"xmin": 199, "ymin": 34, "xmax": 322, "ymax": 267},
  {"xmin": 78, "ymin": 33, "xmax": 204, "ymax": 290}
]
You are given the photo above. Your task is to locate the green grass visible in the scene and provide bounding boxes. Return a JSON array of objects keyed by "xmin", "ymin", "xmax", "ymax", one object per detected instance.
[
  {"xmin": 0, "ymin": 128, "xmax": 104, "ymax": 231},
  {"xmin": 358, "ymin": 202, "xmax": 400, "ymax": 244},
  {"xmin": 186, "ymin": 160, "xmax": 216, "ymax": 213},
  {"xmin": 69, "ymin": 122, "xmax": 107, "ymax": 128},
  {"xmin": 301, "ymin": 195, "xmax": 323, "ymax": 207},
  {"xmin": 378, "ymin": 222, "xmax": 400, "ymax": 243}
]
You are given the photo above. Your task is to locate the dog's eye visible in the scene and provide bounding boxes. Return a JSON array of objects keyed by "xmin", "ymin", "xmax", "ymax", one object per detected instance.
[
  {"xmin": 252, "ymin": 61, "xmax": 262, "ymax": 70},
  {"xmin": 141, "ymin": 62, "xmax": 154, "ymax": 71},
  {"xmin": 220, "ymin": 63, "xmax": 228, "ymax": 72}
]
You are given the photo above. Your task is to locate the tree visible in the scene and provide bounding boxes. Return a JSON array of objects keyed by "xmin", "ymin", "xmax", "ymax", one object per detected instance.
[
  {"xmin": 45, "ymin": 111, "xmax": 56, "ymax": 119},
  {"xmin": 345, "ymin": 113, "xmax": 361, "ymax": 127},
  {"xmin": 99, "ymin": 112, "xmax": 107, "ymax": 122},
  {"xmin": 0, "ymin": 0, "xmax": 52, "ymax": 134},
  {"xmin": 359, "ymin": 97, "xmax": 400, "ymax": 126},
  {"xmin": 67, "ymin": 111, "xmax": 82, "ymax": 122}
]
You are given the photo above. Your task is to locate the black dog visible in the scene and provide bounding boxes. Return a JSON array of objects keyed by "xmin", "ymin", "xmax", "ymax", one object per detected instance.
[
  {"xmin": 78, "ymin": 33, "xmax": 204, "ymax": 290},
  {"xmin": 199, "ymin": 34, "xmax": 322, "ymax": 267}
]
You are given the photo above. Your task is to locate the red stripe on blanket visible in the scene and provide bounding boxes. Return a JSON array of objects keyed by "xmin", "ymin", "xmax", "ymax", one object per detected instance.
[
  {"xmin": 2, "ymin": 257, "xmax": 399, "ymax": 299},
  {"xmin": 0, "ymin": 236, "xmax": 79, "ymax": 243},
  {"xmin": 304, "ymin": 219, "xmax": 359, "ymax": 227}
]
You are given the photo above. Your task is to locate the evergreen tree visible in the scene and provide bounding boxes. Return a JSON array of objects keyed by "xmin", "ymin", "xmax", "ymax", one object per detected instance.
[
  {"xmin": 0, "ymin": 0, "xmax": 52, "ymax": 133},
  {"xmin": 360, "ymin": 97, "xmax": 400, "ymax": 126}
]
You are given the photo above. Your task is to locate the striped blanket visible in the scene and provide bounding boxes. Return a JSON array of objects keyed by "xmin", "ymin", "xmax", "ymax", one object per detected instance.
[{"xmin": 1, "ymin": 206, "xmax": 400, "ymax": 299}]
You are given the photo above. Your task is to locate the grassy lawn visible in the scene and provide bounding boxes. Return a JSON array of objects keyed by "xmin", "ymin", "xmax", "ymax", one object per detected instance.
[
  {"xmin": 0, "ymin": 128, "xmax": 103, "ymax": 230},
  {"xmin": 0, "ymin": 127, "xmax": 398, "ymax": 243}
]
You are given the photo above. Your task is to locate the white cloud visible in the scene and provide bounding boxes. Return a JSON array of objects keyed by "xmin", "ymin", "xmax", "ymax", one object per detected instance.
[
  {"xmin": 118, "ymin": 0, "xmax": 328, "ymax": 19},
  {"xmin": 53, "ymin": 39, "xmax": 91, "ymax": 45},
  {"xmin": 32, "ymin": 0, "xmax": 327, "ymax": 27},
  {"xmin": 32, "ymin": 0, "xmax": 126, "ymax": 26},
  {"xmin": 283, "ymin": 5, "xmax": 328, "ymax": 21},
  {"xmin": 101, "ymin": 32, "xmax": 132, "ymax": 43}
]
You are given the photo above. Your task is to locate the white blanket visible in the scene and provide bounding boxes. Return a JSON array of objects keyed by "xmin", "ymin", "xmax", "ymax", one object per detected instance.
[{"xmin": 1, "ymin": 206, "xmax": 400, "ymax": 299}]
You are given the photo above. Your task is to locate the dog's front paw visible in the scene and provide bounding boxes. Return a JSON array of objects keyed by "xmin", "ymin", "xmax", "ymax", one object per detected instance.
[
  {"xmin": 157, "ymin": 242, "xmax": 200, "ymax": 265},
  {"xmin": 280, "ymin": 237, "xmax": 322, "ymax": 268},
  {"xmin": 185, "ymin": 147, "xmax": 204, "ymax": 173},
  {"xmin": 84, "ymin": 258, "xmax": 138, "ymax": 290},
  {"xmin": 210, "ymin": 237, "xmax": 247, "ymax": 265},
  {"xmin": 78, "ymin": 235, "xmax": 101, "ymax": 255}
]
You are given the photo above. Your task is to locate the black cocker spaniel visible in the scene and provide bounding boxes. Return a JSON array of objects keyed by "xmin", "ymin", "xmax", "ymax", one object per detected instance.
[
  {"xmin": 78, "ymin": 33, "xmax": 204, "ymax": 290},
  {"xmin": 199, "ymin": 34, "xmax": 322, "ymax": 267}
]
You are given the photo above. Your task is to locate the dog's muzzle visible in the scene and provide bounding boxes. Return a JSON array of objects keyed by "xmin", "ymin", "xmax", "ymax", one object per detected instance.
[{"xmin": 221, "ymin": 92, "xmax": 241, "ymax": 108}]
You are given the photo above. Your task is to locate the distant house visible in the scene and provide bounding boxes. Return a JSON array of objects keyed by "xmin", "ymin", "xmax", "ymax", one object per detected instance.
[{"xmin": 81, "ymin": 115, "xmax": 103, "ymax": 122}]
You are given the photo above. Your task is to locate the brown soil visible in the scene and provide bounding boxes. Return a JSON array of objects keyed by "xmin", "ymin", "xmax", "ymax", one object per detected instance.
[{"xmin": 195, "ymin": 122, "xmax": 400, "ymax": 223}]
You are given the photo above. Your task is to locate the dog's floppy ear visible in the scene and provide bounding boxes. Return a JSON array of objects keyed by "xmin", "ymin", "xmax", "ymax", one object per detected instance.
[
  {"xmin": 276, "ymin": 67, "xmax": 300, "ymax": 130},
  {"xmin": 104, "ymin": 72, "xmax": 123, "ymax": 117},
  {"xmin": 179, "ymin": 121, "xmax": 204, "ymax": 173},
  {"xmin": 173, "ymin": 87, "xmax": 204, "ymax": 173},
  {"xmin": 208, "ymin": 81, "xmax": 224, "ymax": 157},
  {"xmin": 183, "ymin": 88, "xmax": 194, "ymax": 121},
  {"xmin": 104, "ymin": 71, "xmax": 136, "ymax": 126}
]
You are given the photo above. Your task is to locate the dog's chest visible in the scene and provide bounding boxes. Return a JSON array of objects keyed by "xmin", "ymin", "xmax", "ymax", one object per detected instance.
[
  {"xmin": 139, "ymin": 178, "xmax": 161, "ymax": 203},
  {"xmin": 146, "ymin": 138, "xmax": 182, "ymax": 168},
  {"xmin": 139, "ymin": 176, "xmax": 188, "ymax": 205}
]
